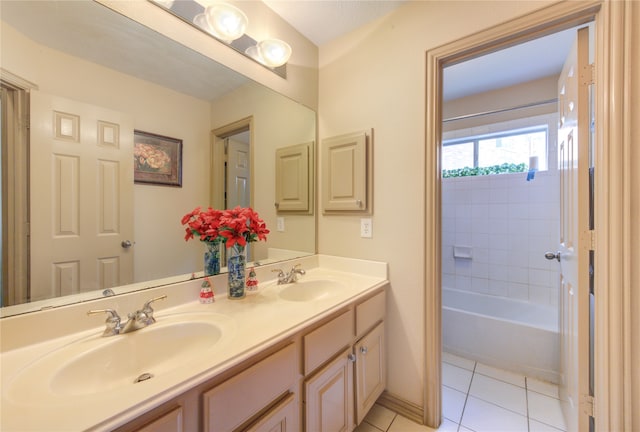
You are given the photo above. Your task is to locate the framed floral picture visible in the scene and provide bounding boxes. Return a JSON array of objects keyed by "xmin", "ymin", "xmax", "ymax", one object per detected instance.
[{"xmin": 133, "ymin": 130, "xmax": 182, "ymax": 187}]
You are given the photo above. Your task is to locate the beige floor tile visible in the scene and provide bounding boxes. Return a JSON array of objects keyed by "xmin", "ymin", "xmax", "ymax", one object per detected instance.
[
  {"xmin": 355, "ymin": 421, "xmax": 385, "ymax": 432},
  {"xmin": 388, "ymin": 415, "xmax": 439, "ymax": 432},
  {"xmin": 363, "ymin": 404, "xmax": 396, "ymax": 431}
]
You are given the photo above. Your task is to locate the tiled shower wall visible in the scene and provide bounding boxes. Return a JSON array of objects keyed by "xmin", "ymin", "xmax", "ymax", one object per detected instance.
[{"xmin": 442, "ymin": 170, "xmax": 561, "ymax": 307}]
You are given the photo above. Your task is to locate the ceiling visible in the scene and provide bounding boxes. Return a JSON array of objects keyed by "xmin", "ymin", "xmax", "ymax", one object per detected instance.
[
  {"xmin": 262, "ymin": 0, "xmax": 408, "ymax": 47},
  {"xmin": 262, "ymin": 0, "xmax": 579, "ymax": 101}
]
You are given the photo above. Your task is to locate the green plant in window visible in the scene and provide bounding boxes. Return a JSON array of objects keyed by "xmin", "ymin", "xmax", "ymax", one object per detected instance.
[{"xmin": 442, "ymin": 163, "xmax": 527, "ymax": 178}]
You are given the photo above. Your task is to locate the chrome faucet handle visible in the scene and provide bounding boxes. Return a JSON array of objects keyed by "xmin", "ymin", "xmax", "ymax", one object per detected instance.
[
  {"xmin": 141, "ymin": 295, "xmax": 167, "ymax": 325},
  {"xmin": 289, "ymin": 264, "xmax": 305, "ymax": 282},
  {"xmin": 271, "ymin": 268, "xmax": 286, "ymax": 283},
  {"xmin": 291, "ymin": 264, "xmax": 305, "ymax": 273},
  {"xmin": 87, "ymin": 309, "xmax": 122, "ymax": 336}
]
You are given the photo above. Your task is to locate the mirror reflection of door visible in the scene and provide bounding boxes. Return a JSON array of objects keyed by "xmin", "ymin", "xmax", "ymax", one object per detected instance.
[
  {"xmin": 30, "ymin": 92, "xmax": 134, "ymax": 303},
  {"xmin": 225, "ymin": 133, "xmax": 250, "ymax": 209},
  {"xmin": 0, "ymin": 87, "xmax": 135, "ymax": 306},
  {"xmin": 211, "ymin": 118, "xmax": 253, "ymax": 262}
]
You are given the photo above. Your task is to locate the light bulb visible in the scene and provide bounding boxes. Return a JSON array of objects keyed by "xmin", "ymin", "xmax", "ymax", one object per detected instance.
[
  {"xmin": 205, "ymin": 3, "xmax": 248, "ymax": 43},
  {"xmin": 257, "ymin": 39, "xmax": 292, "ymax": 68}
]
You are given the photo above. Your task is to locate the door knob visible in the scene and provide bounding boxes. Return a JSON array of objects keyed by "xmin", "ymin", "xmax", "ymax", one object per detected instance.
[
  {"xmin": 121, "ymin": 240, "xmax": 133, "ymax": 249},
  {"xmin": 544, "ymin": 251, "xmax": 561, "ymax": 262}
]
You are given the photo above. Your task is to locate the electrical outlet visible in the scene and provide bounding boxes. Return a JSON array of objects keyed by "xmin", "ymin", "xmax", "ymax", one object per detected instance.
[
  {"xmin": 277, "ymin": 217, "xmax": 285, "ymax": 232},
  {"xmin": 360, "ymin": 218, "xmax": 372, "ymax": 238}
]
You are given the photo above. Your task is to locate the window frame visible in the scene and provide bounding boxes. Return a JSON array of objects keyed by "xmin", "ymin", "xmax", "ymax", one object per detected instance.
[{"xmin": 442, "ymin": 125, "xmax": 549, "ymax": 171}]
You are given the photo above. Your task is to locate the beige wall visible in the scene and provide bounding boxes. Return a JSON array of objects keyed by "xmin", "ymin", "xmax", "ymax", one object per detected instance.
[
  {"xmin": 209, "ymin": 82, "xmax": 317, "ymax": 259},
  {"xmin": 443, "ymin": 75, "xmax": 558, "ymax": 131},
  {"xmin": 318, "ymin": 0, "xmax": 558, "ymax": 407},
  {"xmin": 1, "ymin": 22, "xmax": 210, "ymax": 282}
]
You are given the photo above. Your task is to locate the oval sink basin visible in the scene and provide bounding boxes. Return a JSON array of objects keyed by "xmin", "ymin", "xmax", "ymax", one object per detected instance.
[
  {"xmin": 278, "ymin": 279, "xmax": 346, "ymax": 302},
  {"xmin": 6, "ymin": 313, "xmax": 235, "ymax": 403}
]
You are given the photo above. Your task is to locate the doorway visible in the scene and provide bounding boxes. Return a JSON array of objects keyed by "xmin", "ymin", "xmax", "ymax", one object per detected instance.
[
  {"xmin": 211, "ymin": 116, "xmax": 254, "ymax": 261},
  {"xmin": 439, "ymin": 27, "xmax": 586, "ymax": 431},
  {"xmin": 423, "ymin": 2, "xmax": 607, "ymax": 430}
]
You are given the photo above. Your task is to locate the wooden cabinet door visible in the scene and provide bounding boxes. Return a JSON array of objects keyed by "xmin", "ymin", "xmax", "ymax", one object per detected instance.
[
  {"xmin": 305, "ymin": 348, "xmax": 354, "ymax": 432},
  {"xmin": 355, "ymin": 322, "xmax": 386, "ymax": 425},
  {"xmin": 275, "ymin": 141, "xmax": 312, "ymax": 212},
  {"xmin": 321, "ymin": 131, "xmax": 368, "ymax": 212}
]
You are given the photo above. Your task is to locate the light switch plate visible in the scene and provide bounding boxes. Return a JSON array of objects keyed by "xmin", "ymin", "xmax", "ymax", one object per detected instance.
[
  {"xmin": 360, "ymin": 218, "xmax": 372, "ymax": 238},
  {"xmin": 277, "ymin": 217, "xmax": 285, "ymax": 232}
]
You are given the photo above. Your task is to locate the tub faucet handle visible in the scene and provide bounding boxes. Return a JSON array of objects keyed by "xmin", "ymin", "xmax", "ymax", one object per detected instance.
[{"xmin": 544, "ymin": 251, "xmax": 561, "ymax": 262}]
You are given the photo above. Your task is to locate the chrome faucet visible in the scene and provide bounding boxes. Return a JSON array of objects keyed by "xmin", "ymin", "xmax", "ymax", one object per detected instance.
[
  {"xmin": 87, "ymin": 295, "xmax": 167, "ymax": 337},
  {"xmin": 272, "ymin": 264, "xmax": 306, "ymax": 284}
]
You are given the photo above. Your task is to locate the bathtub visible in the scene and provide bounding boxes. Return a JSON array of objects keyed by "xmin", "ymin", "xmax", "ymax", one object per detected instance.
[{"xmin": 442, "ymin": 287, "xmax": 559, "ymax": 383}]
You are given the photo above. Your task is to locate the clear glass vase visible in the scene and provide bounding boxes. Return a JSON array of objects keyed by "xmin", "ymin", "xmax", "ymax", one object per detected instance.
[
  {"xmin": 203, "ymin": 241, "xmax": 221, "ymax": 276},
  {"xmin": 227, "ymin": 243, "xmax": 246, "ymax": 299}
]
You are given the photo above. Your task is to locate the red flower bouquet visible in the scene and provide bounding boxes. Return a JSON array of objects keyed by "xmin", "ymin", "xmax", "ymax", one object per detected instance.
[{"xmin": 181, "ymin": 206, "xmax": 269, "ymax": 248}]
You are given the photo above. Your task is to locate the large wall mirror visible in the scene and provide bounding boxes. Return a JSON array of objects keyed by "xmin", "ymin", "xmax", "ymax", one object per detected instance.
[{"xmin": 0, "ymin": 0, "xmax": 316, "ymax": 317}]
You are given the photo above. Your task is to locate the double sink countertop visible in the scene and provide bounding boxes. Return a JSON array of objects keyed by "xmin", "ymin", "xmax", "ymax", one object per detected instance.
[{"xmin": 0, "ymin": 255, "xmax": 388, "ymax": 431}]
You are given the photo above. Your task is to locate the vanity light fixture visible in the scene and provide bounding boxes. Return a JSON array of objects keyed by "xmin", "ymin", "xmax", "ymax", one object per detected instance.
[
  {"xmin": 151, "ymin": 0, "xmax": 291, "ymax": 77},
  {"xmin": 246, "ymin": 39, "xmax": 292, "ymax": 68}
]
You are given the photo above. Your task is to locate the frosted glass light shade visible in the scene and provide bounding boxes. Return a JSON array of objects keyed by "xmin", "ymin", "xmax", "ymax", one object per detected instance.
[
  {"xmin": 205, "ymin": 3, "xmax": 248, "ymax": 43},
  {"xmin": 257, "ymin": 39, "xmax": 292, "ymax": 67}
]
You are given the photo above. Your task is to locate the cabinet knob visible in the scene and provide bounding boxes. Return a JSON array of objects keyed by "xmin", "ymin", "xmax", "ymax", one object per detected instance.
[
  {"xmin": 348, "ymin": 354, "xmax": 356, "ymax": 363},
  {"xmin": 360, "ymin": 346, "xmax": 368, "ymax": 355}
]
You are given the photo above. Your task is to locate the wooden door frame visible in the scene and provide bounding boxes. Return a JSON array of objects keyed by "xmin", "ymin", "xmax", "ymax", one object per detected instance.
[
  {"xmin": 424, "ymin": 1, "xmax": 633, "ymax": 429},
  {"xmin": 0, "ymin": 70, "xmax": 35, "ymax": 306}
]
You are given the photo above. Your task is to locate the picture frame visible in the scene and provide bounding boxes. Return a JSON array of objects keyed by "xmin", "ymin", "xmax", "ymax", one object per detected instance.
[{"xmin": 133, "ymin": 130, "xmax": 182, "ymax": 187}]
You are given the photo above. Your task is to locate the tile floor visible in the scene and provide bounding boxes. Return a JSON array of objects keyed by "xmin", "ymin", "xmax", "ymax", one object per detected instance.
[{"xmin": 355, "ymin": 352, "xmax": 566, "ymax": 432}]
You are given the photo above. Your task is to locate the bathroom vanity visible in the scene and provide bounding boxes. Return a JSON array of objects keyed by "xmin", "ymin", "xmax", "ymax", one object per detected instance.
[{"xmin": 0, "ymin": 255, "xmax": 387, "ymax": 431}]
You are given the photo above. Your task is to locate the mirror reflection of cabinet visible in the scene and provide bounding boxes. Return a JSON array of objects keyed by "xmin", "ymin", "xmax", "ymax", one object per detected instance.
[
  {"xmin": 321, "ymin": 130, "xmax": 372, "ymax": 214},
  {"xmin": 275, "ymin": 141, "xmax": 313, "ymax": 213}
]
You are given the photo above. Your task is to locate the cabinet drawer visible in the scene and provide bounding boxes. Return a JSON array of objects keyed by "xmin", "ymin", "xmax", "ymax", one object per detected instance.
[
  {"xmin": 136, "ymin": 406, "xmax": 183, "ymax": 432},
  {"xmin": 203, "ymin": 343, "xmax": 297, "ymax": 432},
  {"xmin": 304, "ymin": 309, "xmax": 354, "ymax": 375},
  {"xmin": 245, "ymin": 393, "xmax": 297, "ymax": 432},
  {"xmin": 356, "ymin": 291, "xmax": 385, "ymax": 336}
]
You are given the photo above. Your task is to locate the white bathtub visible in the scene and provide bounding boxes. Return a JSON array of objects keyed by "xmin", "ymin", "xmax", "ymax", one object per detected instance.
[{"xmin": 442, "ymin": 287, "xmax": 559, "ymax": 383}]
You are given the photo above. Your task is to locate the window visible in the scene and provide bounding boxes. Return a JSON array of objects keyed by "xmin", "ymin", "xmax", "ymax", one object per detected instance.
[{"xmin": 442, "ymin": 127, "xmax": 548, "ymax": 177}]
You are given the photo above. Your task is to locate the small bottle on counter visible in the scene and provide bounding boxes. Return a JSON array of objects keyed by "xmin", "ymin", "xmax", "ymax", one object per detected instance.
[
  {"xmin": 199, "ymin": 277, "xmax": 215, "ymax": 303},
  {"xmin": 246, "ymin": 267, "xmax": 258, "ymax": 294}
]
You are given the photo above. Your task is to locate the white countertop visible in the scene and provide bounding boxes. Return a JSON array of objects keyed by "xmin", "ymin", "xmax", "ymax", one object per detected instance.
[{"xmin": 0, "ymin": 255, "xmax": 387, "ymax": 431}]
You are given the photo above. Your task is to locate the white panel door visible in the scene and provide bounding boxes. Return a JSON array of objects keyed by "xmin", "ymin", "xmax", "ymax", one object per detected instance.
[
  {"xmin": 226, "ymin": 137, "xmax": 250, "ymax": 209},
  {"xmin": 555, "ymin": 27, "xmax": 590, "ymax": 432},
  {"xmin": 30, "ymin": 92, "xmax": 134, "ymax": 301}
]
